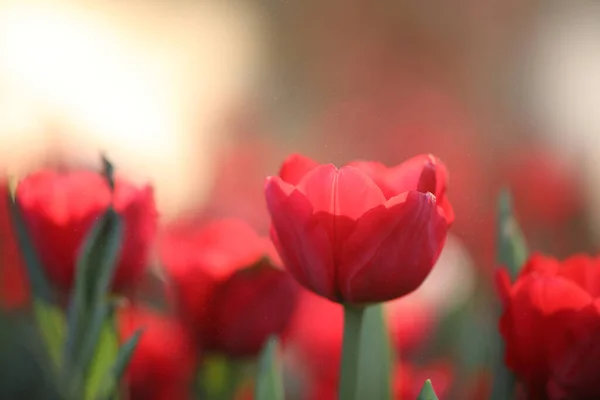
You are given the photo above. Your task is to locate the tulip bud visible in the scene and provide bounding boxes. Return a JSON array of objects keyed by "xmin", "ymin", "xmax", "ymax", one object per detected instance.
[{"xmin": 265, "ymin": 153, "xmax": 451, "ymax": 304}]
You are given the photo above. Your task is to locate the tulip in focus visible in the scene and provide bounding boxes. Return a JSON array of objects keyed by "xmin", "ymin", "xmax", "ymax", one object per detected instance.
[
  {"xmin": 119, "ymin": 306, "xmax": 197, "ymax": 400},
  {"xmin": 15, "ymin": 169, "xmax": 157, "ymax": 293},
  {"xmin": 497, "ymin": 253, "xmax": 600, "ymax": 399},
  {"xmin": 160, "ymin": 218, "xmax": 300, "ymax": 358},
  {"xmin": 265, "ymin": 153, "xmax": 451, "ymax": 303}
]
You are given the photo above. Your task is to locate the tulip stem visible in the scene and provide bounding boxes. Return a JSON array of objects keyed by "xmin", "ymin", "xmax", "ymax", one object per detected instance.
[{"xmin": 340, "ymin": 305, "xmax": 366, "ymax": 400}]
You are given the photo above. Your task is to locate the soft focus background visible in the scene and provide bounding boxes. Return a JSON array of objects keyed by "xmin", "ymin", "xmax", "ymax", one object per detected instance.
[{"xmin": 1, "ymin": 0, "xmax": 600, "ymax": 399}]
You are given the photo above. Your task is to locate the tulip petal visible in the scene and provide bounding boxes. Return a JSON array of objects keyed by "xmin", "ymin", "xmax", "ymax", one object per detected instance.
[
  {"xmin": 385, "ymin": 154, "xmax": 447, "ymax": 195},
  {"xmin": 385, "ymin": 155, "xmax": 454, "ymax": 224},
  {"xmin": 296, "ymin": 165, "xmax": 386, "ymax": 220},
  {"xmin": 338, "ymin": 191, "xmax": 447, "ymax": 303},
  {"xmin": 265, "ymin": 176, "xmax": 337, "ymax": 300},
  {"xmin": 278, "ymin": 153, "xmax": 320, "ymax": 185},
  {"xmin": 207, "ymin": 267, "xmax": 299, "ymax": 357},
  {"xmin": 557, "ymin": 255, "xmax": 600, "ymax": 298},
  {"xmin": 160, "ymin": 218, "xmax": 264, "ymax": 281},
  {"xmin": 518, "ymin": 253, "xmax": 561, "ymax": 279},
  {"xmin": 500, "ymin": 274, "xmax": 592, "ymax": 394},
  {"xmin": 546, "ymin": 302, "xmax": 600, "ymax": 400},
  {"xmin": 347, "ymin": 161, "xmax": 388, "ymax": 181}
]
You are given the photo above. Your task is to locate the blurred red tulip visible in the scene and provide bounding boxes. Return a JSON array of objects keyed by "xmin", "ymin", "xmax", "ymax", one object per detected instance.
[
  {"xmin": 497, "ymin": 253, "xmax": 600, "ymax": 399},
  {"xmin": 491, "ymin": 145, "xmax": 588, "ymax": 261},
  {"xmin": 16, "ymin": 169, "xmax": 157, "ymax": 292},
  {"xmin": 160, "ymin": 218, "xmax": 300, "ymax": 358},
  {"xmin": 285, "ymin": 290, "xmax": 435, "ymax": 398},
  {"xmin": 201, "ymin": 136, "xmax": 282, "ymax": 235},
  {"xmin": 0, "ymin": 182, "xmax": 29, "ymax": 310},
  {"xmin": 394, "ymin": 361, "xmax": 453, "ymax": 400},
  {"xmin": 499, "ymin": 148, "xmax": 581, "ymax": 226},
  {"xmin": 119, "ymin": 306, "xmax": 197, "ymax": 400},
  {"xmin": 265, "ymin": 153, "xmax": 450, "ymax": 303}
]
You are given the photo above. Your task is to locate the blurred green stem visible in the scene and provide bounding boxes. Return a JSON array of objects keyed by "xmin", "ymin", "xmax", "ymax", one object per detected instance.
[
  {"xmin": 340, "ymin": 305, "xmax": 366, "ymax": 400},
  {"xmin": 197, "ymin": 355, "xmax": 245, "ymax": 400}
]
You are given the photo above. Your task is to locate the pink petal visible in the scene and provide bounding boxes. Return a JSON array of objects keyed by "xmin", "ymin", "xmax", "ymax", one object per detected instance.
[
  {"xmin": 265, "ymin": 176, "xmax": 337, "ymax": 300},
  {"xmin": 278, "ymin": 153, "xmax": 320, "ymax": 185},
  {"xmin": 338, "ymin": 190, "xmax": 447, "ymax": 303},
  {"xmin": 347, "ymin": 160, "xmax": 388, "ymax": 180},
  {"xmin": 295, "ymin": 164, "xmax": 338, "ymax": 215},
  {"xmin": 385, "ymin": 155, "xmax": 453, "ymax": 223},
  {"xmin": 384, "ymin": 154, "xmax": 439, "ymax": 194}
]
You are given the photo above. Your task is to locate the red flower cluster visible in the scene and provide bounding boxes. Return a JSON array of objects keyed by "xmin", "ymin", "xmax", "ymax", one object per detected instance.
[
  {"xmin": 160, "ymin": 218, "xmax": 300, "ymax": 358},
  {"xmin": 497, "ymin": 254, "xmax": 600, "ymax": 399},
  {"xmin": 16, "ymin": 170, "xmax": 157, "ymax": 292},
  {"xmin": 265, "ymin": 153, "xmax": 451, "ymax": 303},
  {"xmin": 0, "ymin": 151, "xmax": 458, "ymax": 398}
]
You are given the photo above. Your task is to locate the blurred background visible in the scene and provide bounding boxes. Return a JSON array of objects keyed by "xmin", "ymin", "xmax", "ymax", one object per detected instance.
[{"xmin": 1, "ymin": 0, "xmax": 600, "ymax": 399}]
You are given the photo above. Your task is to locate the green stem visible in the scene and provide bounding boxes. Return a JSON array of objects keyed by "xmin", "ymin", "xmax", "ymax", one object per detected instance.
[
  {"xmin": 339, "ymin": 305, "xmax": 366, "ymax": 400},
  {"xmin": 197, "ymin": 355, "xmax": 245, "ymax": 400}
]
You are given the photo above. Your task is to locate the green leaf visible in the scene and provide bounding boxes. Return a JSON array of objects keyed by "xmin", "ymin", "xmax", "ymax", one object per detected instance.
[
  {"xmin": 84, "ymin": 312, "xmax": 119, "ymax": 400},
  {"xmin": 8, "ymin": 183, "xmax": 65, "ymax": 372},
  {"xmin": 101, "ymin": 155, "xmax": 115, "ymax": 192},
  {"xmin": 95, "ymin": 328, "xmax": 144, "ymax": 400},
  {"xmin": 33, "ymin": 300, "xmax": 66, "ymax": 369},
  {"xmin": 254, "ymin": 336, "xmax": 284, "ymax": 400},
  {"xmin": 7, "ymin": 189, "xmax": 53, "ymax": 303},
  {"xmin": 490, "ymin": 292, "xmax": 517, "ymax": 400},
  {"xmin": 63, "ymin": 208, "xmax": 123, "ymax": 394},
  {"xmin": 356, "ymin": 304, "xmax": 393, "ymax": 400},
  {"xmin": 416, "ymin": 379, "xmax": 439, "ymax": 400},
  {"xmin": 492, "ymin": 189, "xmax": 524, "ymax": 400},
  {"xmin": 496, "ymin": 189, "xmax": 528, "ymax": 279},
  {"xmin": 199, "ymin": 355, "xmax": 246, "ymax": 400},
  {"xmin": 490, "ymin": 339, "xmax": 516, "ymax": 400}
]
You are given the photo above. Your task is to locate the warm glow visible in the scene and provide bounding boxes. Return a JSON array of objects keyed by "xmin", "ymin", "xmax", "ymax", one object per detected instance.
[{"xmin": 0, "ymin": 0, "xmax": 265, "ymax": 218}]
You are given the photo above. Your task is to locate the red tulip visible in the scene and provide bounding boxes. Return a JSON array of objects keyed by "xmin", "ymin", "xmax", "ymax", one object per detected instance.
[
  {"xmin": 492, "ymin": 146, "xmax": 587, "ymax": 261},
  {"xmin": 498, "ymin": 148, "xmax": 582, "ymax": 227},
  {"xmin": 15, "ymin": 169, "xmax": 157, "ymax": 292},
  {"xmin": 265, "ymin": 153, "xmax": 450, "ymax": 303},
  {"xmin": 201, "ymin": 134, "xmax": 282, "ymax": 235},
  {"xmin": 160, "ymin": 218, "xmax": 299, "ymax": 357},
  {"xmin": 496, "ymin": 253, "xmax": 600, "ymax": 399},
  {"xmin": 118, "ymin": 306, "xmax": 197, "ymax": 400}
]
